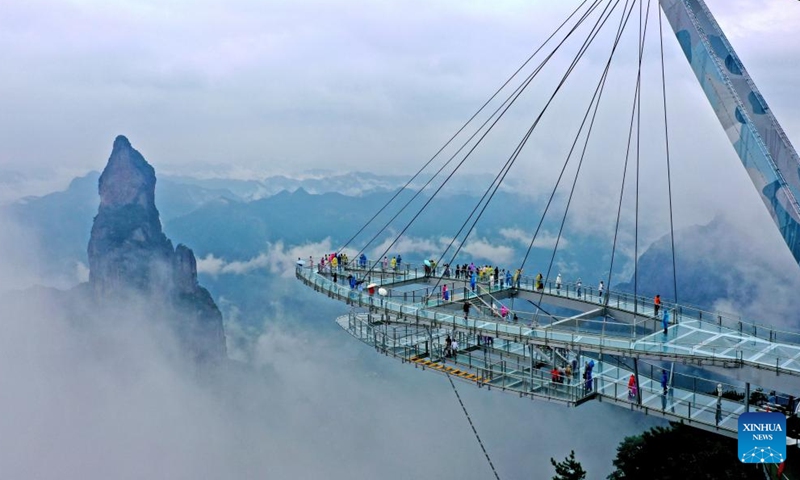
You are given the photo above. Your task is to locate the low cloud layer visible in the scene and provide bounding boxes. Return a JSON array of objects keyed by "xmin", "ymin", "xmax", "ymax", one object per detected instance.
[
  {"xmin": 197, "ymin": 239, "xmax": 338, "ymax": 277},
  {"xmin": 198, "ymin": 234, "xmax": 534, "ymax": 276},
  {"xmin": 0, "ymin": 284, "xmax": 660, "ymax": 479},
  {"xmin": 0, "ymin": 214, "xmax": 663, "ymax": 479}
]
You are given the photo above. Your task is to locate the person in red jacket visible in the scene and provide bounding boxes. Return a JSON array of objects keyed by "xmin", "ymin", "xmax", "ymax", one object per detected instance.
[
  {"xmin": 654, "ymin": 294, "xmax": 661, "ymax": 317},
  {"xmin": 628, "ymin": 374, "xmax": 637, "ymax": 399}
]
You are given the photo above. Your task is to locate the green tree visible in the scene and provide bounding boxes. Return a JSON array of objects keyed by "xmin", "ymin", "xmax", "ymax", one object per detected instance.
[
  {"xmin": 550, "ymin": 450, "xmax": 586, "ymax": 480},
  {"xmin": 607, "ymin": 423, "xmax": 763, "ymax": 479}
]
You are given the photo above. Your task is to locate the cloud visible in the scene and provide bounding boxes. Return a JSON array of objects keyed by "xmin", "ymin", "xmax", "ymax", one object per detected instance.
[
  {"xmin": 369, "ymin": 235, "xmax": 443, "ymax": 261},
  {"xmin": 500, "ymin": 227, "xmax": 567, "ymax": 250},
  {"xmin": 197, "ymin": 238, "xmax": 342, "ymax": 277},
  {"xmin": 75, "ymin": 261, "xmax": 90, "ymax": 283},
  {"xmin": 0, "ymin": 281, "xmax": 663, "ymax": 480},
  {"xmin": 1, "ymin": 0, "xmax": 795, "ymax": 188},
  {"xmin": 197, "ymin": 234, "xmax": 525, "ymax": 278},
  {"xmin": 0, "ymin": 214, "xmax": 46, "ymax": 291},
  {"xmin": 461, "ymin": 238, "xmax": 514, "ymax": 264}
]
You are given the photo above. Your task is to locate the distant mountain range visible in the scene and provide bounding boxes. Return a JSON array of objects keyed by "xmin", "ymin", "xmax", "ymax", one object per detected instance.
[
  {"xmin": 5, "ymin": 166, "xmax": 800, "ymax": 331},
  {"xmin": 162, "ymin": 170, "xmax": 504, "ymax": 201},
  {"xmin": 3, "ymin": 169, "xmax": 612, "ymax": 280}
]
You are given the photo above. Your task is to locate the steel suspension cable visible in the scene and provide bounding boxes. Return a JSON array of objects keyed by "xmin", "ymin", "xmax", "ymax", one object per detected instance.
[
  {"xmin": 445, "ymin": 372, "xmax": 502, "ymax": 480},
  {"xmin": 634, "ymin": 0, "xmax": 653, "ymax": 307},
  {"xmin": 351, "ymin": 5, "xmax": 592, "ymax": 272},
  {"xmin": 422, "ymin": 0, "xmax": 631, "ymax": 325},
  {"xmin": 518, "ymin": 0, "xmax": 636, "ymax": 273},
  {"xmin": 658, "ymin": 6, "xmax": 679, "ymax": 305},
  {"xmin": 605, "ymin": 0, "xmax": 651, "ymax": 300},
  {"xmin": 359, "ymin": 0, "xmax": 609, "ymax": 277},
  {"xmin": 534, "ymin": 0, "xmax": 638, "ymax": 322},
  {"xmin": 428, "ymin": 0, "xmax": 623, "ymax": 288},
  {"xmin": 335, "ymin": 0, "xmax": 597, "ymax": 255}
]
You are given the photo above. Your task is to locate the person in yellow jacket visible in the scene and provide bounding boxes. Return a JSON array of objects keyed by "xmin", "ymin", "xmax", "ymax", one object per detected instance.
[{"xmin": 390, "ymin": 256, "xmax": 397, "ymax": 270}]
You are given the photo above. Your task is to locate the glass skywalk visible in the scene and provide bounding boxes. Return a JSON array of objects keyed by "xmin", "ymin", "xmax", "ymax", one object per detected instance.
[{"xmin": 298, "ymin": 264, "xmax": 800, "ymax": 378}]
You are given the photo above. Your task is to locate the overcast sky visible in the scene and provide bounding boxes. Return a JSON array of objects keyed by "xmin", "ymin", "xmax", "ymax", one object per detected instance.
[
  {"xmin": 0, "ymin": 0, "xmax": 798, "ymax": 184},
  {"xmin": 2, "ymin": 3, "xmax": 799, "ymax": 476}
]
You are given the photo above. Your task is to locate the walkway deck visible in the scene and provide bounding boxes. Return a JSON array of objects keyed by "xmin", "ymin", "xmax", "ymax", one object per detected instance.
[
  {"xmin": 298, "ymin": 264, "xmax": 800, "ymax": 435},
  {"xmin": 299, "ymin": 265, "xmax": 800, "ymax": 379},
  {"xmin": 336, "ymin": 312, "xmax": 752, "ymax": 437}
]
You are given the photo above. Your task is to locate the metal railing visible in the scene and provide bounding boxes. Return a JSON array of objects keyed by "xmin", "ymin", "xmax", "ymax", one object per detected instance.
[{"xmin": 299, "ymin": 266, "xmax": 800, "ymax": 375}]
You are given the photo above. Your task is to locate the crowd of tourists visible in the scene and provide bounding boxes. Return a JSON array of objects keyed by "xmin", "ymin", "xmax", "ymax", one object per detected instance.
[
  {"xmin": 304, "ymin": 253, "xmax": 687, "ymax": 404},
  {"xmin": 307, "ymin": 253, "xmax": 671, "ymax": 330}
]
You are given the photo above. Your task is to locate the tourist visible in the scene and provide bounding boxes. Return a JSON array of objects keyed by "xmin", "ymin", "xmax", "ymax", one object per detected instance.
[
  {"xmin": 576, "ymin": 278, "xmax": 582, "ymax": 298},
  {"xmin": 598, "ymin": 280, "xmax": 604, "ymax": 300},
  {"xmin": 584, "ymin": 360, "xmax": 594, "ymax": 392},
  {"xmin": 654, "ymin": 294, "xmax": 661, "ymax": 317},
  {"xmin": 628, "ymin": 374, "xmax": 637, "ymax": 400},
  {"xmin": 556, "ymin": 273, "xmax": 562, "ymax": 294},
  {"xmin": 463, "ymin": 301, "xmax": 471, "ymax": 320}
]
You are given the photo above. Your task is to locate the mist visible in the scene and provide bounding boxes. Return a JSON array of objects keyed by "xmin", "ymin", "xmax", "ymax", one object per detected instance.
[{"xmin": 0, "ymin": 212, "xmax": 667, "ymax": 479}]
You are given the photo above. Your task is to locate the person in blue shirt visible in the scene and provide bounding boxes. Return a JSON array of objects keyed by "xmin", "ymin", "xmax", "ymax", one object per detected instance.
[{"xmin": 768, "ymin": 391, "xmax": 778, "ymax": 404}]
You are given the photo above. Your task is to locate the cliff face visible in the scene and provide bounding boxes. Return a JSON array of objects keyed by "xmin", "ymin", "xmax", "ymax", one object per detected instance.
[
  {"xmin": 88, "ymin": 136, "xmax": 174, "ymax": 296},
  {"xmin": 87, "ymin": 136, "xmax": 226, "ymax": 361}
]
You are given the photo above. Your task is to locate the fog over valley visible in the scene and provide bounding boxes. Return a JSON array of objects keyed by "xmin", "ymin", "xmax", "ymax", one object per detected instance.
[{"xmin": 2, "ymin": 0, "xmax": 800, "ymax": 478}]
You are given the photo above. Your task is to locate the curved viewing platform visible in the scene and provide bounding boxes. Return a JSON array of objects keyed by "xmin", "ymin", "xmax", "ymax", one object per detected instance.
[
  {"xmin": 336, "ymin": 312, "xmax": 760, "ymax": 437},
  {"xmin": 298, "ymin": 262, "xmax": 800, "ymax": 438},
  {"xmin": 297, "ymin": 263, "xmax": 800, "ymax": 379}
]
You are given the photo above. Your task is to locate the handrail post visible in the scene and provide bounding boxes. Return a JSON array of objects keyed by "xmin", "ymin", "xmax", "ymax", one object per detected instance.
[{"xmin": 745, "ymin": 382, "xmax": 750, "ymax": 413}]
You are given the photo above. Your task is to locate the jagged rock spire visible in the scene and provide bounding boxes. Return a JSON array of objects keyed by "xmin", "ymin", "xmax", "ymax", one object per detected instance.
[{"xmin": 87, "ymin": 136, "xmax": 226, "ymax": 361}]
